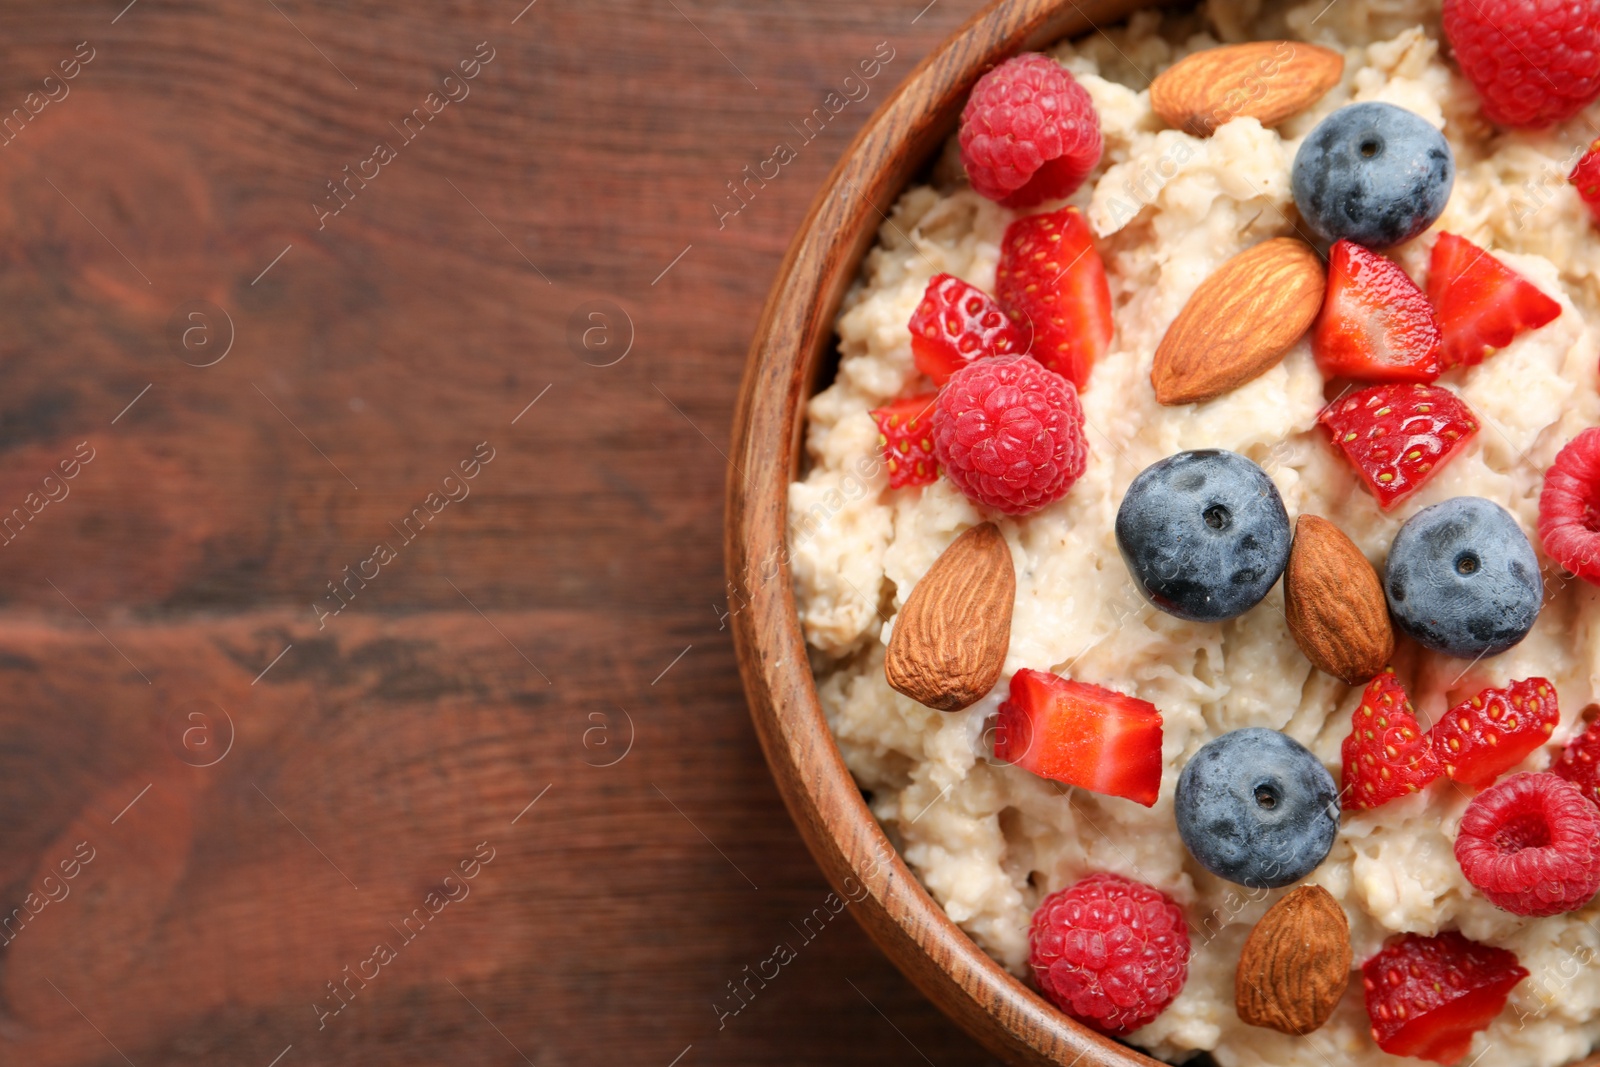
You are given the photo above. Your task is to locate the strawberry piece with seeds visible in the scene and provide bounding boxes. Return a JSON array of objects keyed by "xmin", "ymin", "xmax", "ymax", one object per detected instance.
[
  {"xmin": 1427, "ymin": 232, "xmax": 1561, "ymax": 370},
  {"xmin": 908, "ymin": 273, "xmax": 1030, "ymax": 385},
  {"xmin": 1340, "ymin": 669, "xmax": 1441, "ymax": 810},
  {"xmin": 1312, "ymin": 240, "xmax": 1442, "ymax": 384},
  {"xmin": 1319, "ymin": 383, "xmax": 1478, "ymax": 509},
  {"xmin": 1538, "ymin": 427, "xmax": 1600, "ymax": 585},
  {"xmin": 870, "ymin": 393, "xmax": 939, "ymax": 489},
  {"xmin": 1361, "ymin": 931, "xmax": 1527, "ymax": 1063},
  {"xmin": 1431, "ymin": 677, "xmax": 1558, "ymax": 789},
  {"xmin": 994, "ymin": 669, "xmax": 1163, "ymax": 807},
  {"xmin": 995, "ymin": 207, "xmax": 1113, "ymax": 390},
  {"xmin": 1570, "ymin": 139, "xmax": 1600, "ymax": 224}
]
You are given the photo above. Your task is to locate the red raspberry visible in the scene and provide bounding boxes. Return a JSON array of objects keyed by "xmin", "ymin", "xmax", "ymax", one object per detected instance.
[
  {"xmin": 1361, "ymin": 931, "xmax": 1527, "ymax": 1063},
  {"xmin": 1442, "ymin": 0, "xmax": 1600, "ymax": 128},
  {"xmin": 1455, "ymin": 772, "xmax": 1600, "ymax": 916},
  {"xmin": 1539, "ymin": 427, "xmax": 1600, "ymax": 585},
  {"xmin": 1552, "ymin": 708, "xmax": 1600, "ymax": 808},
  {"xmin": 1431, "ymin": 678, "xmax": 1559, "ymax": 789},
  {"xmin": 1028, "ymin": 872, "xmax": 1189, "ymax": 1035},
  {"xmin": 933, "ymin": 355, "xmax": 1087, "ymax": 515},
  {"xmin": 1318, "ymin": 383, "xmax": 1478, "ymax": 510},
  {"xmin": 870, "ymin": 393, "xmax": 939, "ymax": 489},
  {"xmin": 1341, "ymin": 670, "xmax": 1442, "ymax": 810},
  {"xmin": 908, "ymin": 274, "xmax": 1030, "ymax": 385},
  {"xmin": 1570, "ymin": 139, "xmax": 1600, "ymax": 224},
  {"xmin": 960, "ymin": 54, "xmax": 1102, "ymax": 209}
]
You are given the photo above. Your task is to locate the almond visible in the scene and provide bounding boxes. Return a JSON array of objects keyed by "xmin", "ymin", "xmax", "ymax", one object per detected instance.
[
  {"xmin": 1151, "ymin": 237, "xmax": 1324, "ymax": 406},
  {"xmin": 1284, "ymin": 514, "xmax": 1393, "ymax": 685},
  {"xmin": 1151, "ymin": 41, "xmax": 1344, "ymax": 137},
  {"xmin": 884, "ymin": 522, "xmax": 1014, "ymax": 711},
  {"xmin": 1235, "ymin": 884, "xmax": 1352, "ymax": 1035}
]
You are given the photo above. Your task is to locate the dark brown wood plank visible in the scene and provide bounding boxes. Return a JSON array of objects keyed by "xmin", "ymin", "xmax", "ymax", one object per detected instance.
[{"xmin": 0, "ymin": 0, "xmax": 1005, "ymax": 1064}]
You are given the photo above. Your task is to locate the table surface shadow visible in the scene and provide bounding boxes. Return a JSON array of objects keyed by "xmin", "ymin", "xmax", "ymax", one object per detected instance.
[{"xmin": 0, "ymin": 1, "xmax": 1014, "ymax": 1064}]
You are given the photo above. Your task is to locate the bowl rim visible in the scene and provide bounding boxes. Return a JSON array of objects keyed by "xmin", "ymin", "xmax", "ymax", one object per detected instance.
[{"xmin": 725, "ymin": 1, "xmax": 1169, "ymax": 1063}]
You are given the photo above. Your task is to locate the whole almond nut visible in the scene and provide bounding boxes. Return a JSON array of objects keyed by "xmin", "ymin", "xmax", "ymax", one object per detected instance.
[
  {"xmin": 1284, "ymin": 514, "xmax": 1393, "ymax": 685},
  {"xmin": 1151, "ymin": 41, "xmax": 1344, "ymax": 137},
  {"xmin": 1235, "ymin": 884, "xmax": 1351, "ymax": 1035},
  {"xmin": 1151, "ymin": 238, "xmax": 1325, "ymax": 406},
  {"xmin": 884, "ymin": 522, "xmax": 1014, "ymax": 711}
]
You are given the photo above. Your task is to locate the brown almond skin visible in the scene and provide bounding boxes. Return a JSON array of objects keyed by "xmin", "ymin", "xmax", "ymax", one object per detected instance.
[
  {"xmin": 1284, "ymin": 514, "xmax": 1393, "ymax": 685},
  {"xmin": 1151, "ymin": 41, "xmax": 1345, "ymax": 137},
  {"xmin": 1236, "ymin": 884, "xmax": 1352, "ymax": 1035},
  {"xmin": 1151, "ymin": 238, "xmax": 1325, "ymax": 406},
  {"xmin": 884, "ymin": 522, "xmax": 1015, "ymax": 712}
]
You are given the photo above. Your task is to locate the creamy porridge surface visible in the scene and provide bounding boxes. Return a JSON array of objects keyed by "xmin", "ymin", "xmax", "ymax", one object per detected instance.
[{"xmin": 787, "ymin": 1, "xmax": 1600, "ymax": 1063}]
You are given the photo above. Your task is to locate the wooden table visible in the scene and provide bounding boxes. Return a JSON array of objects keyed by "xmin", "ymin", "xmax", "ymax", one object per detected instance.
[{"xmin": 0, "ymin": 1, "xmax": 1003, "ymax": 1063}]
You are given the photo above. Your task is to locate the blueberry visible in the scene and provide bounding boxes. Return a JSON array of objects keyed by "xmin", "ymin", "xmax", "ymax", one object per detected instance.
[
  {"xmin": 1115, "ymin": 450, "xmax": 1291, "ymax": 622},
  {"xmin": 1291, "ymin": 102, "xmax": 1454, "ymax": 249},
  {"xmin": 1175, "ymin": 728, "xmax": 1339, "ymax": 889},
  {"xmin": 1384, "ymin": 496, "xmax": 1542, "ymax": 659}
]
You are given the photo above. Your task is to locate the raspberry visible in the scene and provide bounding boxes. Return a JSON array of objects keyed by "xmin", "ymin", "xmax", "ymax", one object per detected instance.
[
  {"xmin": 932, "ymin": 354, "xmax": 1087, "ymax": 516},
  {"xmin": 908, "ymin": 274, "xmax": 1029, "ymax": 385},
  {"xmin": 1539, "ymin": 427, "xmax": 1600, "ymax": 585},
  {"xmin": 1431, "ymin": 678, "xmax": 1559, "ymax": 789},
  {"xmin": 1361, "ymin": 931, "xmax": 1527, "ymax": 1063},
  {"xmin": 1552, "ymin": 707, "xmax": 1600, "ymax": 808},
  {"xmin": 1442, "ymin": 0, "xmax": 1600, "ymax": 128},
  {"xmin": 960, "ymin": 54, "xmax": 1102, "ymax": 209},
  {"xmin": 1455, "ymin": 772, "xmax": 1600, "ymax": 917},
  {"xmin": 1028, "ymin": 872, "xmax": 1189, "ymax": 1035},
  {"xmin": 1570, "ymin": 139, "xmax": 1600, "ymax": 224},
  {"xmin": 1340, "ymin": 670, "xmax": 1442, "ymax": 810}
]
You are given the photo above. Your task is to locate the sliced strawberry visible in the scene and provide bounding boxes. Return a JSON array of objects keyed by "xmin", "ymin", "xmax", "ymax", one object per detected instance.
[
  {"xmin": 1362, "ymin": 931, "xmax": 1527, "ymax": 1064},
  {"xmin": 1427, "ymin": 232, "xmax": 1561, "ymax": 369},
  {"xmin": 1431, "ymin": 678, "xmax": 1559, "ymax": 789},
  {"xmin": 994, "ymin": 207, "xmax": 1113, "ymax": 390},
  {"xmin": 994, "ymin": 669, "xmax": 1163, "ymax": 807},
  {"xmin": 1312, "ymin": 240, "xmax": 1442, "ymax": 384},
  {"xmin": 870, "ymin": 393, "xmax": 939, "ymax": 489},
  {"xmin": 1341, "ymin": 669, "xmax": 1442, "ymax": 810},
  {"xmin": 908, "ymin": 273, "xmax": 1030, "ymax": 385},
  {"xmin": 1569, "ymin": 139, "xmax": 1600, "ymax": 225},
  {"xmin": 1319, "ymin": 383, "xmax": 1478, "ymax": 509}
]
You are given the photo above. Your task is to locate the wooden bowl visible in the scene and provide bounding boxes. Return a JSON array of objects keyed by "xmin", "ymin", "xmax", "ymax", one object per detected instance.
[{"xmin": 726, "ymin": 1, "xmax": 1168, "ymax": 1063}]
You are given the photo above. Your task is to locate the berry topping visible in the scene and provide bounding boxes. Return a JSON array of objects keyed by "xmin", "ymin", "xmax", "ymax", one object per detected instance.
[
  {"xmin": 870, "ymin": 393, "xmax": 939, "ymax": 489},
  {"xmin": 994, "ymin": 207, "xmax": 1114, "ymax": 389},
  {"xmin": 994, "ymin": 669, "xmax": 1164, "ymax": 807},
  {"xmin": 1538, "ymin": 427, "xmax": 1600, "ymax": 585},
  {"xmin": 1442, "ymin": 0, "xmax": 1600, "ymax": 128},
  {"xmin": 1551, "ymin": 708, "xmax": 1600, "ymax": 809},
  {"xmin": 1341, "ymin": 670, "xmax": 1441, "ymax": 810},
  {"xmin": 1427, "ymin": 232, "xmax": 1562, "ymax": 370},
  {"xmin": 1291, "ymin": 102, "xmax": 1454, "ymax": 249},
  {"xmin": 1318, "ymin": 383, "xmax": 1477, "ymax": 509},
  {"xmin": 1384, "ymin": 497, "xmax": 1543, "ymax": 660},
  {"xmin": 959, "ymin": 54, "xmax": 1102, "ymax": 209},
  {"xmin": 932, "ymin": 354, "xmax": 1087, "ymax": 515},
  {"xmin": 1115, "ymin": 450, "xmax": 1291, "ymax": 623},
  {"xmin": 1312, "ymin": 240, "xmax": 1443, "ymax": 384},
  {"xmin": 1572, "ymin": 140, "xmax": 1600, "ymax": 225},
  {"xmin": 1454, "ymin": 771, "xmax": 1600, "ymax": 917},
  {"xmin": 1028, "ymin": 872, "xmax": 1189, "ymax": 1035},
  {"xmin": 1174, "ymin": 728, "xmax": 1339, "ymax": 889},
  {"xmin": 1432, "ymin": 678, "xmax": 1559, "ymax": 789},
  {"xmin": 1361, "ymin": 931, "xmax": 1527, "ymax": 1063},
  {"xmin": 908, "ymin": 273, "xmax": 1030, "ymax": 385}
]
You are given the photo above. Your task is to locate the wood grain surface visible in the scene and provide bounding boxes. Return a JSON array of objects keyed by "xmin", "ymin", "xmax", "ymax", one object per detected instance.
[{"xmin": 0, "ymin": 1, "xmax": 1010, "ymax": 1064}]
